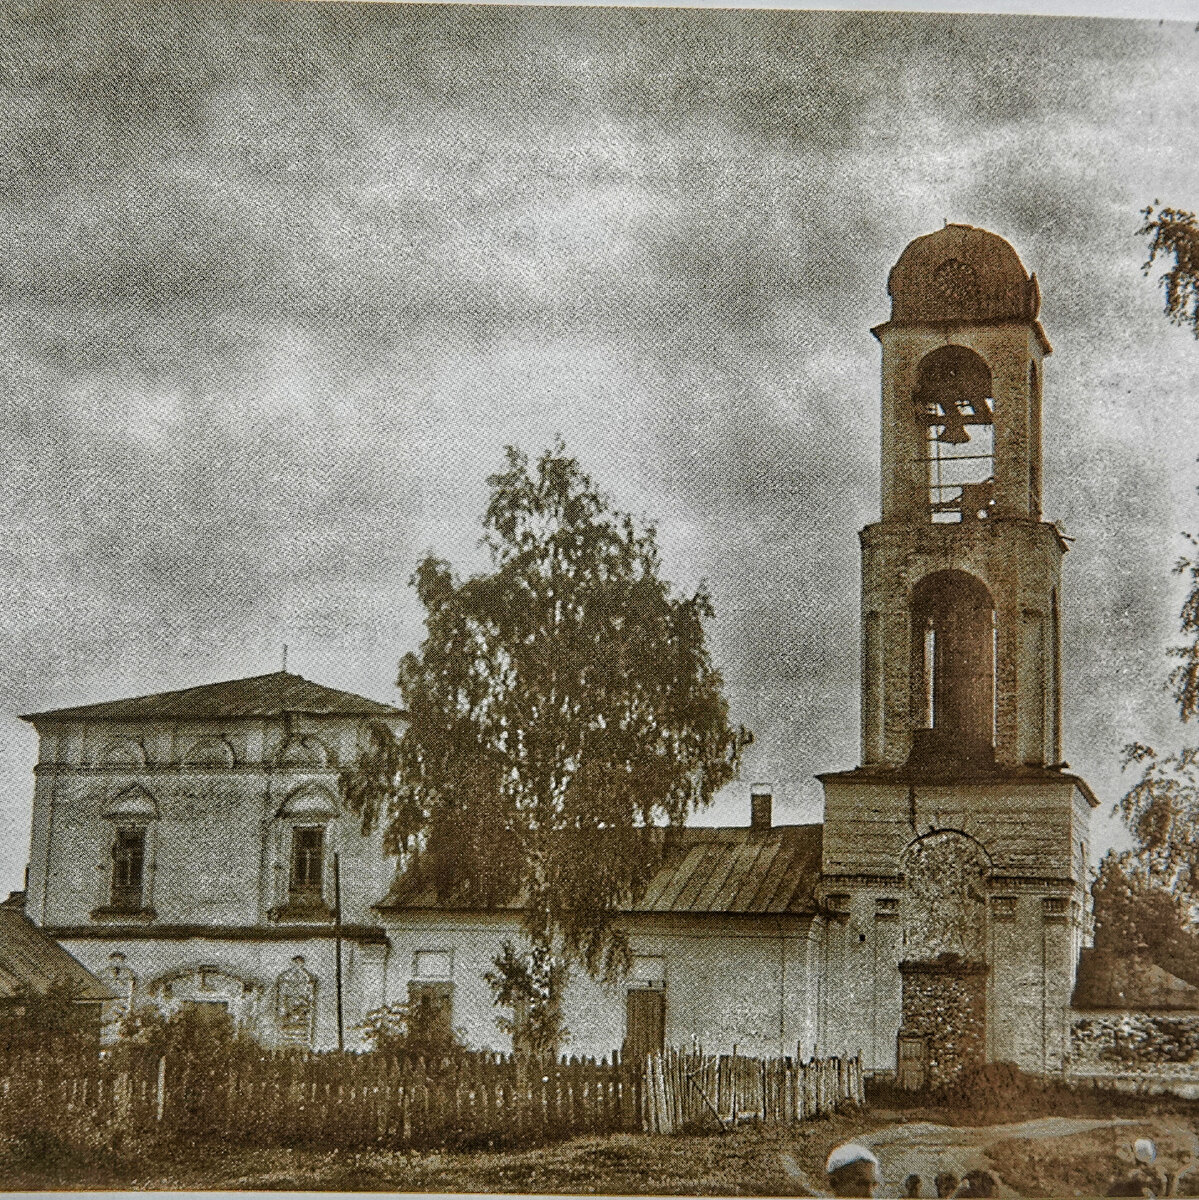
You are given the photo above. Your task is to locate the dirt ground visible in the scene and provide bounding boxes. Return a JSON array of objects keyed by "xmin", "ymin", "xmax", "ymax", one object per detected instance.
[{"xmin": 3, "ymin": 1108, "xmax": 1198, "ymax": 1194}]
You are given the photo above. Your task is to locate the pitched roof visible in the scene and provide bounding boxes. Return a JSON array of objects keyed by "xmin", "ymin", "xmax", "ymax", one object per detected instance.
[
  {"xmin": 379, "ymin": 823, "xmax": 823, "ymax": 917},
  {"xmin": 634, "ymin": 825, "xmax": 822, "ymax": 915},
  {"xmin": 1073, "ymin": 947, "xmax": 1199, "ymax": 1011},
  {"xmin": 0, "ymin": 905, "xmax": 115, "ymax": 1002},
  {"xmin": 20, "ymin": 670, "xmax": 404, "ymax": 724}
]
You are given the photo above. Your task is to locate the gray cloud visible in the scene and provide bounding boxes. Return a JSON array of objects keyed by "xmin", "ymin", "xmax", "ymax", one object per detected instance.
[{"xmin": 0, "ymin": 1, "xmax": 1196, "ymax": 887}]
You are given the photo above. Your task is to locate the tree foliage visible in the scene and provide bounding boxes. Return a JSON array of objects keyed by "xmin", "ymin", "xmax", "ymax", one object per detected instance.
[
  {"xmin": 1098, "ymin": 578, "xmax": 1199, "ymax": 950},
  {"xmin": 1090, "ymin": 851, "xmax": 1199, "ymax": 988},
  {"xmin": 1169, "ymin": 532, "xmax": 1199, "ymax": 724},
  {"xmin": 0, "ymin": 978, "xmax": 98, "ymax": 1055},
  {"xmin": 117, "ymin": 1000, "xmax": 244, "ymax": 1062},
  {"xmin": 1139, "ymin": 204, "xmax": 1199, "ymax": 338},
  {"xmin": 340, "ymin": 719, "xmax": 404, "ymax": 837},
  {"xmin": 386, "ymin": 443, "xmax": 751, "ymax": 998},
  {"xmin": 1093, "ymin": 209, "xmax": 1199, "ymax": 963},
  {"xmin": 483, "ymin": 939, "xmax": 569, "ymax": 1058},
  {"xmin": 1115, "ymin": 743, "xmax": 1199, "ymax": 917},
  {"xmin": 358, "ymin": 997, "xmax": 464, "ymax": 1058}
]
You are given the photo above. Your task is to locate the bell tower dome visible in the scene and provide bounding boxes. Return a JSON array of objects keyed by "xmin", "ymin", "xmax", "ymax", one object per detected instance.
[{"xmin": 862, "ymin": 223, "xmax": 1065, "ymax": 771}]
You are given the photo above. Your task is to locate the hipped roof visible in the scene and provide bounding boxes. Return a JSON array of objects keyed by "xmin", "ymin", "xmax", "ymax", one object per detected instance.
[{"xmin": 21, "ymin": 670, "xmax": 404, "ymax": 725}]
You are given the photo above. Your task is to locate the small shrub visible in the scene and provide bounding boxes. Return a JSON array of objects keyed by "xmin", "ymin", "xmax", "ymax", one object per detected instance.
[
  {"xmin": 357, "ymin": 999, "xmax": 467, "ymax": 1062},
  {"xmin": 0, "ymin": 978, "xmax": 101, "ymax": 1058}
]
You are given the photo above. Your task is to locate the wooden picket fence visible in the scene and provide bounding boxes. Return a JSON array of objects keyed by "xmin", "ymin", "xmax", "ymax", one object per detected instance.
[
  {"xmin": 0, "ymin": 1047, "xmax": 641, "ymax": 1148},
  {"xmin": 641, "ymin": 1048, "xmax": 865, "ymax": 1134},
  {"xmin": 0, "ymin": 1045, "xmax": 861, "ymax": 1148}
]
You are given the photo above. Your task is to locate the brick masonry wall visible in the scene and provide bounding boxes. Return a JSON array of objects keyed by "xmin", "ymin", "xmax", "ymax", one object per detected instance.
[{"xmin": 899, "ymin": 960, "xmax": 988, "ymax": 1087}]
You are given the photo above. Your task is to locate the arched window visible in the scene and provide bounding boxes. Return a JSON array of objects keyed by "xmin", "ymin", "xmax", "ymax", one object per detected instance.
[
  {"xmin": 99, "ymin": 785, "xmax": 159, "ymax": 915},
  {"xmin": 274, "ymin": 785, "xmax": 339, "ymax": 917},
  {"xmin": 913, "ymin": 346, "xmax": 995, "ymax": 523},
  {"xmin": 911, "ymin": 571, "xmax": 996, "ymax": 747}
]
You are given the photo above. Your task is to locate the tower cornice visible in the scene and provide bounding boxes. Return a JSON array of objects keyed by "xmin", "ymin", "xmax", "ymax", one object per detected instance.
[{"xmin": 870, "ymin": 318, "xmax": 1053, "ymax": 356}]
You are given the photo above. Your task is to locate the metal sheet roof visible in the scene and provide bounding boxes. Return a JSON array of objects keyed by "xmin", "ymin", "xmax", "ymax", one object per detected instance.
[
  {"xmin": 21, "ymin": 670, "xmax": 404, "ymax": 724},
  {"xmin": 631, "ymin": 826, "xmax": 822, "ymax": 915},
  {"xmin": 0, "ymin": 906, "xmax": 115, "ymax": 1001},
  {"xmin": 380, "ymin": 823, "xmax": 823, "ymax": 917}
]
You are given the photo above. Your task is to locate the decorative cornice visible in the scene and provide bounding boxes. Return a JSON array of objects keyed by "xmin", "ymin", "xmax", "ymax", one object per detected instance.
[
  {"xmin": 899, "ymin": 958, "xmax": 989, "ymax": 977},
  {"xmin": 988, "ymin": 875, "xmax": 1079, "ymax": 891},
  {"xmin": 89, "ymin": 906, "xmax": 157, "ymax": 923},
  {"xmin": 47, "ymin": 923, "xmax": 389, "ymax": 946},
  {"xmin": 819, "ymin": 874, "xmax": 905, "ymax": 888}
]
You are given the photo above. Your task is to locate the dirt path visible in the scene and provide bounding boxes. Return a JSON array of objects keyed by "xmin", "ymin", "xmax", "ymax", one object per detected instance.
[{"xmin": 860, "ymin": 1116, "xmax": 1184, "ymax": 1196}]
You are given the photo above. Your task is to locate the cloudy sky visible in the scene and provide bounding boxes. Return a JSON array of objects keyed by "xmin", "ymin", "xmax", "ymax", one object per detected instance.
[{"xmin": 0, "ymin": 0, "xmax": 1197, "ymax": 894}]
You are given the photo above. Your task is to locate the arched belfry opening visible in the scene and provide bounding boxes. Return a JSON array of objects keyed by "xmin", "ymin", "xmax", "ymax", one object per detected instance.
[
  {"xmin": 909, "ymin": 570, "xmax": 996, "ymax": 764},
  {"xmin": 913, "ymin": 345, "xmax": 995, "ymax": 524}
]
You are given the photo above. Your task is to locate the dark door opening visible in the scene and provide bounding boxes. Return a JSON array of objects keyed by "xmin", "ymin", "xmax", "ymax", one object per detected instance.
[{"xmin": 624, "ymin": 988, "xmax": 665, "ymax": 1063}]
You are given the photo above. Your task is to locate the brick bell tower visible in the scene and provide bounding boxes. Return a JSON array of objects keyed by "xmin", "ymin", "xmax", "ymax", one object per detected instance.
[{"xmin": 817, "ymin": 225, "xmax": 1097, "ymax": 1084}]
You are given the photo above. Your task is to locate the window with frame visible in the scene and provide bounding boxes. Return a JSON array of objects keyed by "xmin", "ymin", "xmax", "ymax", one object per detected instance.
[
  {"xmin": 289, "ymin": 827, "xmax": 325, "ymax": 902},
  {"xmin": 111, "ymin": 827, "xmax": 145, "ymax": 911}
]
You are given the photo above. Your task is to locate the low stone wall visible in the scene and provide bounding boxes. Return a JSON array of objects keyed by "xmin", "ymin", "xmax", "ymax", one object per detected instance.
[
  {"xmin": 1069, "ymin": 1010, "xmax": 1199, "ymax": 1097},
  {"xmin": 1071, "ymin": 1010, "xmax": 1199, "ymax": 1068}
]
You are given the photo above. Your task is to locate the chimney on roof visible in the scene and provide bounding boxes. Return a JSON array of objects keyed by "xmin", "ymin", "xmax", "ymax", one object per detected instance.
[{"xmin": 750, "ymin": 783, "xmax": 772, "ymax": 830}]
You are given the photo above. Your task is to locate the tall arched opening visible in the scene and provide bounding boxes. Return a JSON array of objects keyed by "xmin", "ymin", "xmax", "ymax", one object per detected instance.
[
  {"xmin": 913, "ymin": 345, "xmax": 995, "ymax": 523},
  {"xmin": 910, "ymin": 570, "xmax": 996, "ymax": 757}
]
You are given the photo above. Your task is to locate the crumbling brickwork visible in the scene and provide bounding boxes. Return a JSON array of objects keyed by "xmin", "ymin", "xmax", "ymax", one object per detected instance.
[{"xmin": 899, "ymin": 959, "xmax": 988, "ymax": 1087}]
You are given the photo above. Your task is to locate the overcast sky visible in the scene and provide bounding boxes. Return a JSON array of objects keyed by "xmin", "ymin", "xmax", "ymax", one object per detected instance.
[{"xmin": 1, "ymin": 1, "xmax": 1197, "ymax": 894}]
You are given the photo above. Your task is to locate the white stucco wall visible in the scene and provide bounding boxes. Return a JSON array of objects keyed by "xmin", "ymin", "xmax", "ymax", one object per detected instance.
[
  {"xmin": 61, "ymin": 931, "xmax": 388, "ymax": 1051},
  {"xmin": 25, "ymin": 712, "xmax": 397, "ymax": 930},
  {"xmin": 380, "ymin": 910, "xmax": 819, "ymax": 1060}
]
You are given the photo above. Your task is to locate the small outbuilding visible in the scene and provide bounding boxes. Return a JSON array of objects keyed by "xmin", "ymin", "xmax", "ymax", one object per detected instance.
[{"xmin": 0, "ymin": 893, "xmax": 115, "ymax": 1035}]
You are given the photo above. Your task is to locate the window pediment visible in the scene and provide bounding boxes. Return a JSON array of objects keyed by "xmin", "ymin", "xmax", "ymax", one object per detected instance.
[
  {"xmin": 277, "ymin": 783, "xmax": 339, "ymax": 819},
  {"xmin": 274, "ymin": 736, "xmax": 331, "ymax": 768},
  {"xmin": 98, "ymin": 737, "xmax": 148, "ymax": 768},
  {"xmin": 101, "ymin": 784, "xmax": 159, "ymax": 820},
  {"xmin": 181, "ymin": 736, "xmax": 236, "ymax": 768}
]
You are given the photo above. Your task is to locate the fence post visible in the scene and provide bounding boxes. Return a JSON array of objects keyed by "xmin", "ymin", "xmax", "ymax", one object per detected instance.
[
  {"xmin": 156, "ymin": 1056, "xmax": 166, "ymax": 1123},
  {"xmin": 724, "ymin": 1046, "xmax": 734, "ymax": 1128}
]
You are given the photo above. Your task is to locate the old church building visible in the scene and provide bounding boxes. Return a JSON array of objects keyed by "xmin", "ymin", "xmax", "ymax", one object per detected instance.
[
  {"xmin": 18, "ymin": 225, "xmax": 1095, "ymax": 1083},
  {"xmin": 20, "ymin": 671, "xmax": 403, "ymax": 1048}
]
